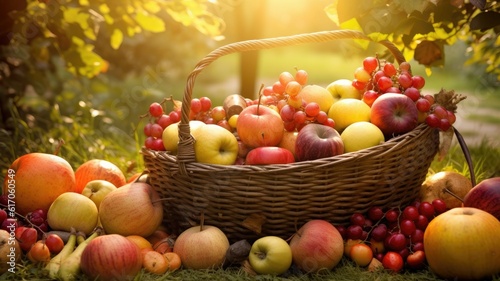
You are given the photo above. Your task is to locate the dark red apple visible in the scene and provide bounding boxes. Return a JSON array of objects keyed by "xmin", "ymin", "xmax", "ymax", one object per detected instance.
[
  {"xmin": 295, "ymin": 123, "xmax": 344, "ymax": 161},
  {"xmin": 463, "ymin": 177, "xmax": 500, "ymax": 221},
  {"xmin": 370, "ymin": 93, "xmax": 418, "ymax": 136},
  {"xmin": 245, "ymin": 147, "xmax": 295, "ymax": 165}
]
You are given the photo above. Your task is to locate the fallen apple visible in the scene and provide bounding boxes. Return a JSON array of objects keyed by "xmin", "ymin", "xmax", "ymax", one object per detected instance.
[
  {"xmin": 420, "ymin": 171, "xmax": 472, "ymax": 209},
  {"xmin": 99, "ymin": 182, "xmax": 163, "ymax": 237},
  {"xmin": 81, "ymin": 180, "xmax": 117, "ymax": 209},
  {"xmin": 47, "ymin": 192, "xmax": 99, "ymax": 235},
  {"xmin": 248, "ymin": 236, "xmax": 292, "ymax": 275},
  {"xmin": 424, "ymin": 207, "xmax": 500, "ymax": 280},
  {"xmin": 173, "ymin": 225, "xmax": 229, "ymax": 269},
  {"xmin": 81, "ymin": 234, "xmax": 143, "ymax": 281},
  {"xmin": 289, "ymin": 220, "xmax": 344, "ymax": 272},
  {"xmin": 2, "ymin": 153, "xmax": 76, "ymax": 215},
  {"xmin": 463, "ymin": 177, "xmax": 500, "ymax": 221},
  {"xmin": 295, "ymin": 123, "xmax": 344, "ymax": 161}
]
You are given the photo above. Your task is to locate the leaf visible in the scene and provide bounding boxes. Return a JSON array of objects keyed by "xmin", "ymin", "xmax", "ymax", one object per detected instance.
[
  {"xmin": 470, "ymin": 11, "xmax": 500, "ymax": 31},
  {"xmin": 394, "ymin": 0, "xmax": 430, "ymax": 15},
  {"xmin": 134, "ymin": 11, "xmax": 165, "ymax": 33},
  {"xmin": 324, "ymin": 3, "xmax": 340, "ymax": 26},
  {"xmin": 336, "ymin": 0, "xmax": 372, "ymax": 24},
  {"xmin": 340, "ymin": 18, "xmax": 369, "ymax": 49},
  {"xmin": 414, "ymin": 40, "xmax": 444, "ymax": 66},
  {"xmin": 110, "ymin": 28, "xmax": 123, "ymax": 50}
]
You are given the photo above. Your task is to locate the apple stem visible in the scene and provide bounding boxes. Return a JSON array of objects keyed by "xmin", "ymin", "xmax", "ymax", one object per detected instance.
[
  {"xmin": 200, "ymin": 212, "xmax": 205, "ymax": 232},
  {"xmin": 256, "ymin": 84, "xmax": 265, "ymax": 115},
  {"xmin": 442, "ymin": 188, "xmax": 464, "ymax": 203},
  {"xmin": 54, "ymin": 138, "xmax": 64, "ymax": 156}
]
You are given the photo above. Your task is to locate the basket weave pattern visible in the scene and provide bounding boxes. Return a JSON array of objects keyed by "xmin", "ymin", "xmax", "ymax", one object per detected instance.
[{"xmin": 142, "ymin": 30, "xmax": 440, "ymax": 242}]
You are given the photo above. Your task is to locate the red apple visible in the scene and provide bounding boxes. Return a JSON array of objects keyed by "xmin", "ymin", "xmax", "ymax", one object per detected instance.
[
  {"xmin": 289, "ymin": 220, "xmax": 344, "ymax": 273},
  {"xmin": 370, "ymin": 93, "xmax": 419, "ymax": 136},
  {"xmin": 80, "ymin": 234, "xmax": 143, "ymax": 281},
  {"xmin": 3, "ymin": 153, "xmax": 76, "ymax": 215},
  {"xmin": 245, "ymin": 147, "xmax": 295, "ymax": 165},
  {"xmin": 236, "ymin": 104, "xmax": 284, "ymax": 148},
  {"xmin": 463, "ymin": 177, "xmax": 500, "ymax": 221},
  {"xmin": 295, "ymin": 123, "xmax": 344, "ymax": 161}
]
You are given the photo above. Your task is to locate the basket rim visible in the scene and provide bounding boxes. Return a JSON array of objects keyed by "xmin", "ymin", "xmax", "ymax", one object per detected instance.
[{"xmin": 142, "ymin": 123, "xmax": 436, "ymax": 173}]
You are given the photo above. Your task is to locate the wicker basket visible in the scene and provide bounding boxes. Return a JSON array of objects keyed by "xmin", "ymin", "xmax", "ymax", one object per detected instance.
[{"xmin": 142, "ymin": 30, "xmax": 440, "ymax": 243}]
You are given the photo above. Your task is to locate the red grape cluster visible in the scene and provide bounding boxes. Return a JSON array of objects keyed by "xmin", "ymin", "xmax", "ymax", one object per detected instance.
[
  {"xmin": 262, "ymin": 69, "xmax": 335, "ymax": 131},
  {"xmin": 354, "ymin": 56, "xmax": 456, "ymax": 131},
  {"xmin": 143, "ymin": 100, "xmax": 182, "ymax": 151},
  {"xmin": 337, "ymin": 199, "xmax": 448, "ymax": 271}
]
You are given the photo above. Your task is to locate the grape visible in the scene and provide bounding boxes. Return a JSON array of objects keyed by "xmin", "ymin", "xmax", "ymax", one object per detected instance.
[
  {"xmin": 200, "ymin": 97, "xmax": 212, "ymax": 112},
  {"xmin": 410, "ymin": 229, "xmax": 424, "ymax": 243},
  {"xmin": 293, "ymin": 111, "xmax": 307, "ymax": 125},
  {"xmin": 432, "ymin": 199, "xmax": 447, "ymax": 214},
  {"xmin": 211, "ymin": 106, "xmax": 226, "ymax": 122},
  {"xmin": 397, "ymin": 73, "xmax": 413, "ymax": 89},
  {"xmin": 335, "ymin": 225, "xmax": 348, "ymax": 240},
  {"xmin": 367, "ymin": 206, "xmax": 384, "ymax": 221},
  {"xmin": 295, "ymin": 69, "xmax": 308, "ymax": 85},
  {"xmin": 144, "ymin": 136, "xmax": 155, "ymax": 149},
  {"xmin": 150, "ymin": 124, "xmax": 163, "ymax": 139},
  {"xmin": 363, "ymin": 56, "xmax": 378, "ymax": 73},
  {"xmin": 373, "ymin": 70, "xmax": 386, "ymax": 82},
  {"xmin": 354, "ymin": 67, "xmax": 372, "ymax": 83},
  {"xmin": 439, "ymin": 118, "xmax": 451, "ymax": 131},
  {"xmin": 316, "ymin": 111, "xmax": 328, "ymax": 124},
  {"xmin": 262, "ymin": 86, "xmax": 274, "ymax": 96},
  {"xmin": 432, "ymin": 106, "xmax": 449, "ymax": 120},
  {"xmin": 371, "ymin": 224, "xmax": 388, "ymax": 241},
  {"xmin": 149, "ymin": 102, "xmax": 163, "ymax": 118},
  {"xmin": 362, "ymin": 90, "xmax": 379, "ymax": 107},
  {"xmin": 347, "ymin": 225, "xmax": 363, "ymax": 240},
  {"xmin": 325, "ymin": 118, "xmax": 335, "ymax": 128},
  {"xmin": 350, "ymin": 213, "xmax": 366, "ymax": 227},
  {"xmin": 351, "ymin": 79, "xmax": 367, "ymax": 91},
  {"xmin": 425, "ymin": 113, "xmax": 440, "ymax": 128},
  {"xmin": 191, "ymin": 98, "xmax": 202, "ymax": 114},
  {"xmin": 402, "ymin": 206, "xmax": 419, "ymax": 221},
  {"xmin": 272, "ymin": 81, "xmax": 286, "ymax": 95},
  {"xmin": 416, "ymin": 98, "xmax": 431, "ymax": 112},
  {"xmin": 386, "ymin": 233, "xmax": 406, "ymax": 251},
  {"xmin": 403, "ymin": 87, "xmax": 421, "ymax": 102},
  {"xmin": 424, "ymin": 94, "xmax": 435, "ymax": 105},
  {"xmin": 217, "ymin": 120, "xmax": 232, "ymax": 132},
  {"xmin": 151, "ymin": 138, "xmax": 166, "ymax": 151},
  {"xmin": 385, "ymin": 209, "xmax": 399, "ymax": 223},
  {"xmin": 399, "ymin": 219, "xmax": 416, "ymax": 236},
  {"xmin": 377, "ymin": 76, "xmax": 393, "ymax": 92},
  {"xmin": 415, "ymin": 214, "xmax": 429, "ymax": 230},
  {"xmin": 385, "ymin": 87, "xmax": 401, "ymax": 94},
  {"xmin": 279, "ymin": 71, "xmax": 295, "ymax": 87},
  {"xmin": 144, "ymin": 123, "xmax": 152, "ymax": 137},
  {"xmin": 411, "ymin": 75, "xmax": 426, "ymax": 89},
  {"xmin": 169, "ymin": 111, "xmax": 180, "ymax": 123},
  {"xmin": 280, "ymin": 105, "xmax": 295, "ymax": 122},
  {"xmin": 304, "ymin": 102, "xmax": 320, "ymax": 117},
  {"xmin": 412, "ymin": 242, "xmax": 424, "ymax": 252},
  {"xmin": 447, "ymin": 110, "xmax": 457, "ymax": 124},
  {"xmin": 383, "ymin": 63, "xmax": 397, "ymax": 77},
  {"xmin": 156, "ymin": 114, "xmax": 172, "ymax": 129},
  {"xmin": 284, "ymin": 121, "xmax": 296, "ymax": 132},
  {"xmin": 285, "ymin": 81, "xmax": 302, "ymax": 97},
  {"xmin": 287, "ymin": 95, "xmax": 303, "ymax": 109},
  {"xmin": 418, "ymin": 202, "xmax": 435, "ymax": 218},
  {"xmin": 399, "ymin": 62, "xmax": 411, "ymax": 72}
]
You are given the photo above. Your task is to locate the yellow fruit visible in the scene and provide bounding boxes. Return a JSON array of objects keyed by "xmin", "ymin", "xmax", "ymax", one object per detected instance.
[
  {"xmin": 300, "ymin": 85, "xmax": 334, "ymax": 112},
  {"xmin": 340, "ymin": 122, "xmax": 385, "ymax": 152},
  {"xmin": 162, "ymin": 120, "xmax": 206, "ymax": 153},
  {"xmin": 328, "ymin": 98, "xmax": 371, "ymax": 132}
]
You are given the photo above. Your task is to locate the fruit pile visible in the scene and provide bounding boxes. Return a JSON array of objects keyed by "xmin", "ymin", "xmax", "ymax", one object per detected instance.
[
  {"xmin": 142, "ymin": 56, "xmax": 463, "ymax": 165},
  {"xmin": 339, "ymin": 199, "xmax": 448, "ymax": 272}
]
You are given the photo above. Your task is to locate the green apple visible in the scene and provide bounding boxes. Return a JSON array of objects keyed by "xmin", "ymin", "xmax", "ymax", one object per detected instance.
[
  {"xmin": 47, "ymin": 192, "xmax": 99, "ymax": 235},
  {"xmin": 162, "ymin": 120, "xmax": 206, "ymax": 153},
  {"xmin": 81, "ymin": 180, "xmax": 117, "ymax": 209},
  {"xmin": 326, "ymin": 79, "xmax": 362, "ymax": 103},
  {"xmin": 248, "ymin": 236, "xmax": 292, "ymax": 275},
  {"xmin": 192, "ymin": 124, "xmax": 238, "ymax": 165}
]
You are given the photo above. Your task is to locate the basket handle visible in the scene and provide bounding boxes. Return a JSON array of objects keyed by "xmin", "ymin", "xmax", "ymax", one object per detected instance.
[{"xmin": 176, "ymin": 30, "xmax": 406, "ymax": 173}]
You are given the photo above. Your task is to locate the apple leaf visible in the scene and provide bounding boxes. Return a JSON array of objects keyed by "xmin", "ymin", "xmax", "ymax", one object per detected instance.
[
  {"xmin": 469, "ymin": 11, "xmax": 500, "ymax": 31},
  {"xmin": 414, "ymin": 40, "xmax": 444, "ymax": 66},
  {"xmin": 241, "ymin": 213, "xmax": 266, "ymax": 234},
  {"xmin": 134, "ymin": 11, "xmax": 165, "ymax": 33}
]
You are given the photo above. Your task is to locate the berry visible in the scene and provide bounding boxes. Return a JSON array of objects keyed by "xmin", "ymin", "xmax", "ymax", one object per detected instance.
[
  {"xmin": 149, "ymin": 102, "xmax": 163, "ymax": 118},
  {"xmin": 363, "ymin": 56, "xmax": 378, "ymax": 73}
]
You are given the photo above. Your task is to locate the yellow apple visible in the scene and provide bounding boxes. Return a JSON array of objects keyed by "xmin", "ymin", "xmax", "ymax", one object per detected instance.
[
  {"xmin": 162, "ymin": 120, "xmax": 206, "ymax": 153},
  {"xmin": 81, "ymin": 180, "xmax": 117, "ymax": 209},
  {"xmin": 326, "ymin": 79, "xmax": 362, "ymax": 103},
  {"xmin": 299, "ymin": 85, "xmax": 334, "ymax": 112},
  {"xmin": 328, "ymin": 98, "xmax": 371, "ymax": 132},
  {"xmin": 192, "ymin": 124, "xmax": 238, "ymax": 165},
  {"xmin": 278, "ymin": 130, "xmax": 299, "ymax": 159},
  {"xmin": 340, "ymin": 121, "xmax": 385, "ymax": 152},
  {"xmin": 47, "ymin": 192, "xmax": 99, "ymax": 235}
]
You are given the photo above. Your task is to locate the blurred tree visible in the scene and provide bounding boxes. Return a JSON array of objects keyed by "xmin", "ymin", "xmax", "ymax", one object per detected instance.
[{"xmin": 327, "ymin": 0, "xmax": 500, "ymax": 81}]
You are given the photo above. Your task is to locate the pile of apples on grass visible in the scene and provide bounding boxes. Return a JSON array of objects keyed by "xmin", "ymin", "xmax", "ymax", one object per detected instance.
[{"xmin": 2, "ymin": 153, "xmax": 500, "ymax": 280}]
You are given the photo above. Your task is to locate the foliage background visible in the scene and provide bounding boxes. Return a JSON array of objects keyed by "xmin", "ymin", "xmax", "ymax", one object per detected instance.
[{"xmin": 1, "ymin": 0, "xmax": 499, "ymax": 180}]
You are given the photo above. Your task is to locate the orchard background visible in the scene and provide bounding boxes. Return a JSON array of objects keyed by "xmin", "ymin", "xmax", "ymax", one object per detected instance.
[{"xmin": 0, "ymin": 1, "xmax": 500, "ymax": 279}]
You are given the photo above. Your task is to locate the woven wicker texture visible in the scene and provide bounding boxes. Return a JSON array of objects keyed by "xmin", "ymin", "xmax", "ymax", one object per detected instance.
[{"xmin": 142, "ymin": 30, "xmax": 440, "ymax": 242}]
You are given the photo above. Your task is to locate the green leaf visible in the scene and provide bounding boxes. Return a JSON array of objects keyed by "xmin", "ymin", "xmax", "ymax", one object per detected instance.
[
  {"xmin": 324, "ymin": 3, "xmax": 340, "ymax": 26},
  {"xmin": 110, "ymin": 28, "xmax": 123, "ymax": 50},
  {"xmin": 134, "ymin": 11, "xmax": 165, "ymax": 33},
  {"xmin": 470, "ymin": 11, "xmax": 500, "ymax": 31},
  {"xmin": 394, "ymin": 0, "xmax": 430, "ymax": 15}
]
